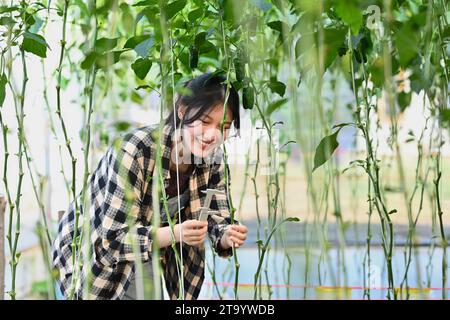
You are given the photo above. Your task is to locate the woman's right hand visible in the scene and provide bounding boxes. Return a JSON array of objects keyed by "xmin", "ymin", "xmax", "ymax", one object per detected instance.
[{"xmin": 174, "ymin": 220, "xmax": 208, "ymax": 246}]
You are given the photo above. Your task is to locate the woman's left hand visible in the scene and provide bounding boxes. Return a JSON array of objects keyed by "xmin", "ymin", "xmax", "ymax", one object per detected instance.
[{"xmin": 220, "ymin": 224, "xmax": 248, "ymax": 249}]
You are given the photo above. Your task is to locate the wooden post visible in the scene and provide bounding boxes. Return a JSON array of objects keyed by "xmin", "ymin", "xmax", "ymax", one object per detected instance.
[{"xmin": 0, "ymin": 196, "xmax": 6, "ymax": 300}]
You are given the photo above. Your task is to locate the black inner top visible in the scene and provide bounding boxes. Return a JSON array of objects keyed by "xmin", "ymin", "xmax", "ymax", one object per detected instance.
[{"xmin": 165, "ymin": 165, "xmax": 195, "ymax": 198}]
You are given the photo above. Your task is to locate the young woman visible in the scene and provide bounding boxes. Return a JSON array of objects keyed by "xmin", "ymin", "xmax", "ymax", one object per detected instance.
[{"xmin": 52, "ymin": 73, "xmax": 248, "ymax": 300}]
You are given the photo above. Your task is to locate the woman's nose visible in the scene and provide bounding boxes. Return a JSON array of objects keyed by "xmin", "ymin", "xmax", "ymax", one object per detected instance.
[
  {"xmin": 202, "ymin": 129, "xmax": 219, "ymax": 143},
  {"xmin": 202, "ymin": 134, "xmax": 215, "ymax": 143}
]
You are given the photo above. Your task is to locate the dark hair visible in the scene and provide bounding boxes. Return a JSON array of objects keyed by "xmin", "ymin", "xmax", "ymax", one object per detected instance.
[{"xmin": 165, "ymin": 72, "xmax": 240, "ymax": 130}]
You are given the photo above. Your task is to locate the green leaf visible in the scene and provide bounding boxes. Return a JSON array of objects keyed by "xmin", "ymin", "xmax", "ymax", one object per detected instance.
[
  {"xmin": 0, "ymin": 16, "xmax": 16, "ymax": 26},
  {"xmin": 73, "ymin": 0, "xmax": 89, "ymax": 17},
  {"xmin": 173, "ymin": 17, "xmax": 188, "ymax": 30},
  {"xmin": 0, "ymin": 5, "xmax": 20, "ymax": 13},
  {"xmin": 312, "ymin": 130, "xmax": 340, "ymax": 172},
  {"xmin": 135, "ymin": 37, "xmax": 153, "ymax": 58},
  {"xmin": 0, "ymin": 73, "xmax": 7, "ymax": 107},
  {"xmin": 24, "ymin": 11, "xmax": 36, "ymax": 29},
  {"xmin": 192, "ymin": 0, "xmax": 204, "ymax": 7},
  {"xmin": 135, "ymin": 85, "xmax": 152, "ymax": 91},
  {"xmin": 332, "ymin": 122, "xmax": 353, "ymax": 130},
  {"xmin": 124, "ymin": 35, "xmax": 153, "ymax": 57},
  {"xmin": 114, "ymin": 121, "xmax": 131, "ymax": 132},
  {"xmin": 321, "ymin": 27, "xmax": 347, "ymax": 70},
  {"xmin": 131, "ymin": 58, "xmax": 152, "ymax": 79},
  {"xmin": 33, "ymin": 3, "xmax": 47, "ymax": 9},
  {"xmin": 295, "ymin": 34, "xmax": 314, "ymax": 60},
  {"xmin": 395, "ymin": 26, "xmax": 419, "ymax": 67},
  {"xmin": 198, "ymin": 40, "xmax": 215, "ymax": 54},
  {"xmin": 95, "ymin": 37, "xmax": 118, "ymax": 54},
  {"xmin": 268, "ymin": 79, "xmax": 286, "ymax": 97},
  {"xmin": 80, "ymin": 51, "xmax": 99, "ymax": 70},
  {"xmin": 221, "ymin": 0, "xmax": 244, "ymax": 28},
  {"xmin": 194, "ymin": 31, "xmax": 207, "ymax": 48},
  {"xmin": 335, "ymin": 1, "xmax": 362, "ymax": 35},
  {"xmin": 266, "ymin": 98, "xmax": 288, "ymax": 116},
  {"xmin": 394, "ymin": 15, "xmax": 424, "ymax": 67},
  {"xmin": 131, "ymin": 91, "xmax": 143, "ymax": 104},
  {"xmin": 442, "ymin": 25, "xmax": 450, "ymax": 40},
  {"xmin": 267, "ymin": 20, "xmax": 288, "ymax": 34},
  {"xmin": 342, "ymin": 159, "xmax": 366, "ymax": 174},
  {"xmin": 285, "ymin": 217, "xmax": 300, "ymax": 222},
  {"xmin": 95, "ymin": 50, "xmax": 126, "ymax": 69},
  {"xmin": 120, "ymin": 4, "xmax": 134, "ymax": 34},
  {"xmin": 29, "ymin": 15, "xmax": 44, "ymax": 34},
  {"xmin": 124, "ymin": 35, "xmax": 149, "ymax": 49},
  {"xmin": 368, "ymin": 56, "xmax": 400, "ymax": 88},
  {"xmin": 352, "ymin": 30, "xmax": 373, "ymax": 64},
  {"xmin": 440, "ymin": 109, "xmax": 450, "ymax": 128},
  {"xmin": 81, "ymin": 50, "xmax": 125, "ymax": 70},
  {"xmin": 132, "ymin": 0, "xmax": 158, "ymax": 6},
  {"xmin": 22, "ymin": 31, "xmax": 49, "ymax": 58},
  {"xmin": 188, "ymin": 8, "xmax": 203, "ymax": 22},
  {"xmin": 178, "ymin": 51, "xmax": 189, "ymax": 69},
  {"xmin": 165, "ymin": 0, "xmax": 187, "ymax": 20},
  {"xmin": 397, "ymin": 91, "xmax": 411, "ymax": 112}
]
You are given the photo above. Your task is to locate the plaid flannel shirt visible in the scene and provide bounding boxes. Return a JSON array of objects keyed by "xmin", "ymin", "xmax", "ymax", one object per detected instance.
[{"xmin": 52, "ymin": 123, "xmax": 237, "ymax": 300}]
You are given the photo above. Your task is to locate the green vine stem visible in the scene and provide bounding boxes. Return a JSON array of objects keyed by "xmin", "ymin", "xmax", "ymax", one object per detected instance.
[
  {"xmin": 22, "ymin": 137, "xmax": 55, "ymax": 299},
  {"xmin": 253, "ymin": 217, "xmax": 299, "ymax": 300},
  {"xmin": 251, "ymin": 129, "xmax": 262, "ymax": 298},
  {"xmin": 51, "ymin": 0, "xmax": 81, "ymax": 299},
  {"xmin": 1, "ymin": 14, "xmax": 29, "ymax": 296},
  {"xmin": 434, "ymin": 0, "xmax": 449, "ymax": 300},
  {"xmin": 286, "ymin": 11, "xmax": 337, "ymax": 298},
  {"xmin": 425, "ymin": 116, "xmax": 438, "ymax": 289},
  {"xmin": 158, "ymin": 0, "xmax": 185, "ymax": 299},
  {"xmin": 432, "ymin": 131, "xmax": 447, "ymax": 299},
  {"xmin": 5, "ymin": 44, "xmax": 27, "ymax": 300},
  {"xmin": 217, "ymin": 1, "xmax": 240, "ymax": 299},
  {"xmin": 0, "ymin": 52, "xmax": 15, "ymax": 300},
  {"xmin": 430, "ymin": 106, "xmax": 448, "ymax": 299},
  {"xmin": 349, "ymin": 27, "xmax": 397, "ymax": 299},
  {"xmin": 0, "ymin": 195, "xmax": 5, "ymax": 300},
  {"xmin": 78, "ymin": 0, "xmax": 99, "ymax": 299}
]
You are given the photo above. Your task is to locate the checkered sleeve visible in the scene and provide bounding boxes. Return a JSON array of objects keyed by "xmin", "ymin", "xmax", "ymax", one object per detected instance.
[
  {"xmin": 96, "ymin": 144, "xmax": 153, "ymax": 266},
  {"xmin": 207, "ymin": 156, "xmax": 239, "ymax": 258}
]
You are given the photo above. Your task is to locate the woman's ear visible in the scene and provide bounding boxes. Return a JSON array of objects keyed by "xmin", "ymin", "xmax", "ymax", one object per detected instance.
[{"xmin": 178, "ymin": 104, "xmax": 187, "ymax": 120}]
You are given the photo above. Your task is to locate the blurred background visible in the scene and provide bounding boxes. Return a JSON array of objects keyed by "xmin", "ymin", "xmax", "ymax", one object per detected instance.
[{"xmin": 1, "ymin": 0, "xmax": 450, "ymax": 300}]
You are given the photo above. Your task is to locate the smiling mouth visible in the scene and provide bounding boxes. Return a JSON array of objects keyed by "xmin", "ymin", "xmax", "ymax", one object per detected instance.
[{"xmin": 196, "ymin": 137, "xmax": 213, "ymax": 150}]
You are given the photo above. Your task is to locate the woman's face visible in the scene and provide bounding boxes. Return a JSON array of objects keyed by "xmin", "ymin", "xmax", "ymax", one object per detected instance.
[{"xmin": 180, "ymin": 103, "xmax": 233, "ymax": 159}]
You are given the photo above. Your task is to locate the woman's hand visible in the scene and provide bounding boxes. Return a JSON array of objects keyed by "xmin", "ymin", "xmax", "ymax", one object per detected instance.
[
  {"xmin": 174, "ymin": 219, "xmax": 208, "ymax": 246},
  {"xmin": 220, "ymin": 224, "xmax": 248, "ymax": 249}
]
